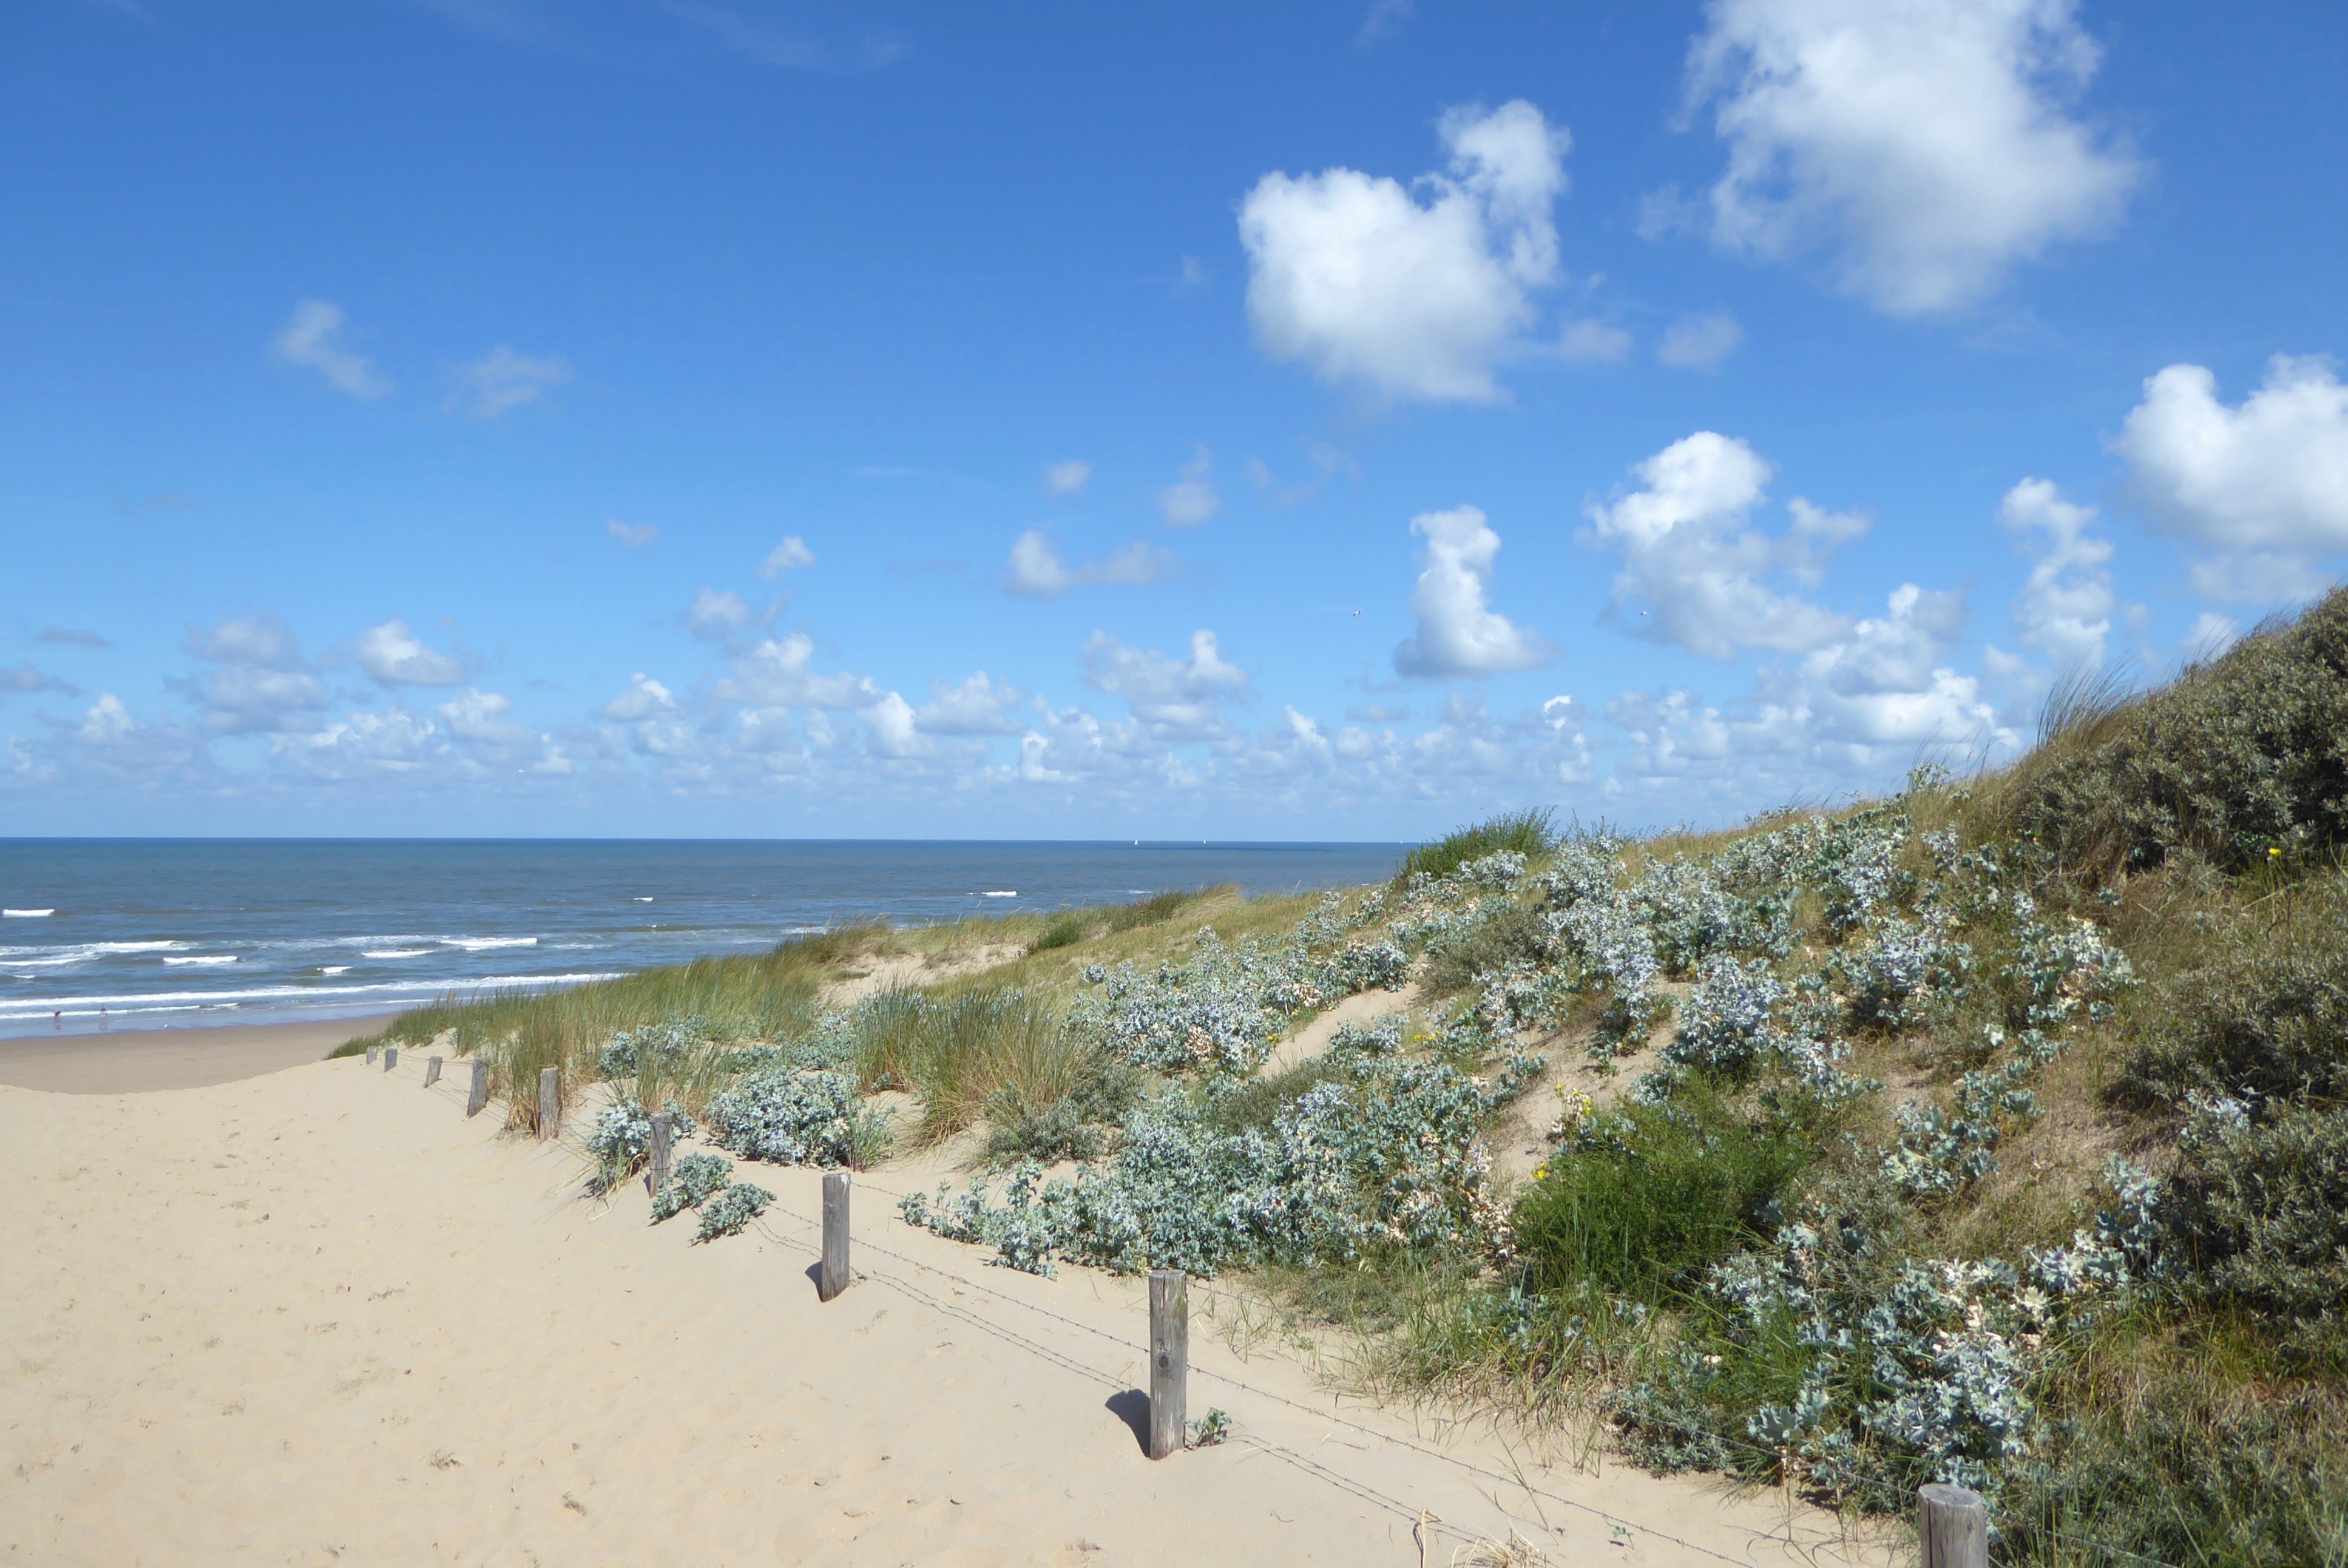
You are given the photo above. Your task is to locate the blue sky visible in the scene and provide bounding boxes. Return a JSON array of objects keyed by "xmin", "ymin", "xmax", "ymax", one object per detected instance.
[{"xmin": 4, "ymin": 0, "xmax": 2345, "ymax": 840}]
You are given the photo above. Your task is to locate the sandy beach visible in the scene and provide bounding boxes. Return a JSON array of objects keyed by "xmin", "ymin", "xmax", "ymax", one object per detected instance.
[
  {"xmin": 0, "ymin": 1016, "xmax": 392, "ymax": 1095},
  {"xmin": 0, "ymin": 1049, "xmax": 1896, "ymax": 1567}
]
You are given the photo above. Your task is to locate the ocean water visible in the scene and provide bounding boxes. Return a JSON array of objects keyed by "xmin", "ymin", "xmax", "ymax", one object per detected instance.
[{"xmin": 0, "ymin": 839, "xmax": 1406, "ymax": 1038}]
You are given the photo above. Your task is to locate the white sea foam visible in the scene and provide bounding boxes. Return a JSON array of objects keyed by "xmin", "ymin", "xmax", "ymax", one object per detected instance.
[
  {"xmin": 633, "ymin": 897, "xmax": 655, "ymax": 903},
  {"xmin": 4, "ymin": 908, "xmax": 55, "ymax": 917},
  {"xmin": 320, "ymin": 966, "xmax": 350, "ymax": 975},
  {"xmin": 442, "ymin": 936, "xmax": 538, "ymax": 950},
  {"xmin": 360, "ymin": 949, "xmax": 431, "ymax": 959},
  {"xmin": 163, "ymin": 955, "xmax": 239, "ymax": 966},
  {"xmin": 979, "ymin": 891, "xmax": 1018, "ymax": 897}
]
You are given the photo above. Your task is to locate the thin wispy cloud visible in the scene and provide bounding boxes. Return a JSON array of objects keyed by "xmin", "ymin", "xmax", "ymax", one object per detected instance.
[
  {"xmin": 606, "ymin": 519, "xmax": 660, "ymax": 549},
  {"xmin": 271, "ymin": 300, "xmax": 391, "ymax": 400},
  {"xmin": 661, "ymin": 1, "xmax": 906, "ymax": 70},
  {"xmin": 450, "ymin": 345, "xmax": 572, "ymax": 418}
]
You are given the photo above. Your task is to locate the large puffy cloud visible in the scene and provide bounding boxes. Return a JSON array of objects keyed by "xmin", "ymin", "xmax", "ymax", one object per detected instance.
[
  {"xmin": 1608, "ymin": 582, "xmax": 2008, "ymax": 791},
  {"xmin": 1002, "ymin": 532, "xmax": 1179, "ymax": 599},
  {"xmin": 437, "ymin": 688, "xmax": 571, "ymax": 773},
  {"xmin": 1582, "ymin": 432, "xmax": 1867, "ymax": 659},
  {"xmin": 178, "ymin": 612, "xmax": 329, "ymax": 734},
  {"xmin": 1673, "ymin": 0, "xmax": 2142, "ymax": 314},
  {"xmin": 354, "ymin": 619, "xmax": 467, "ymax": 686},
  {"xmin": 1999, "ymin": 478, "xmax": 2116, "ymax": 669},
  {"xmin": 1082, "ymin": 629, "xmax": 1250, "ymax": 743},
  {"xmin": 2114, "ymin": 356, "xmax": 2348, "ymax": 601},
  {"xmin": 270, "ymin": 710, "xmax": 442, "ymax": 781},
  {"xmin": 712, "ymin": 634, "xmax": 881, "ymax": 711},
  {"xmin": 271, "ymin": 300, "xmax": 391, "ymax": 399},
  {"xmin": 914, "ymin": 672, "xmax": 1027, "ymax": 736},
  {"xmin": 1392, "ymin": 506, "xmax": 1552, "ymax": 678},
  {"xmin": 1239, "ymin": 100, "xmax": 1568, "ymax": 403}
]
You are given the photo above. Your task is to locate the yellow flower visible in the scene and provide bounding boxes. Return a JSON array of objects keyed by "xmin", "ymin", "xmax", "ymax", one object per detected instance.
[{"xmin": 2269, "ymin": 847, "xmax": 2282, "ymax": 858}]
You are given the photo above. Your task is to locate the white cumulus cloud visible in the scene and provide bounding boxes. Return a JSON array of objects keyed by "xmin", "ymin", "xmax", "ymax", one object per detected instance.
[
  {"xmin": 1999, "ymin": 478, "xmax": 2116, "ymax": 671},
  {"xmin": 1043, "ymin": 459, "xmax": 1092, "ymax": 497},
  {"xmin": 1673, "ymin": 0, "xmax": 2143, "ymax": 314},
  {"xmin": 271, "ymin": 300, "xmax": 391, "ymax": 399},
  {"xmin": 1582, "ymin": 431, "xmax": 1866, "ymax": 660},
  {"xmin": 756, "ymin": 536, "xmax": 817, "ymax": 577},
  {"xmin": 1003, "ymin": 531, "xmax": 1179, "ymax": 599},
  {"xmin": 686, "ymin": 589, "xmax": 754, "ymax": 639},
  {"xmin": 607, "ymin": 519, "xmax": 660, "ymax": 549},
  {"xmin": 2114, "ymin": 355, "xmax": 2348, "ymax": 601},
  {"xmin": 1392, "ymin": 505, "xmax": 1553, "ymax": 678},
  {"xmin": 914, "ymin": 672, "xmax": 1027, "ymax": 735},
  {"xmin": 1157, "ymin": 447, "xmax": 1221, "ymax": 528},
  {"xmin": 1239, "ymin": 100, "xmax": 1568, "ymax": 403},
  {"xmin": 712, "ymin": 634, "xmax": 881, "ymax": 711},
  {"xmin": 354, "ymin": 619, "xmax": 467, "ymax": 687},
  {"xmin": 1083, "ymin": 629, "xmax": 1250, "ymax": 742}
]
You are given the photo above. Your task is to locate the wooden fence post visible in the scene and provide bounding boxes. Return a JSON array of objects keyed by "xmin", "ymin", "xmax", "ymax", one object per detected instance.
[
  {"xmin": 1918, "ymin": 1484, "xmax": 1989, "ymax": 1568},
  {"xmin": 647, "ymin": 1112, "xmax": 673, "ymax": 1195},
  {"xmin": 820, "ymin": 1171, "xmax": 851, "ymax": 1301},
  {"xmin": 465, "ymin": 1059, "xmax": 489, "ymax": 1118},
  {"xmin": 424, "ymin": 1055, "xmax": 442, "ymax": 1088},
  {"xmin": 1148, "ymin": 1269, "xmax": 1189, "ymax": 1459},
  {"xmin": 365, "ymin": 1046, "xmax": 378, "ymax": 1067},
  {"xmin": 383, "ymin": 1047, "xmax": 398, "ymax": 1073},
  {"xmin": 537, "ymin": 1066, "xmax": 560, "ymax": 1137}
]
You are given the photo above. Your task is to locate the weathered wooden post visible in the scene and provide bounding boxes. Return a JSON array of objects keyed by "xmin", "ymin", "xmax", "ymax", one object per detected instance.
[
  {"xmin": 382, "ymin": 1047, "xmax": 398, "ymax": 1073},
  {"xmin": 424, "ymin": 1055, "xmax": 442, "ymax": 1088},
  {"xmin": 820, "ymin": 1171, "xmax": 851, "ymax": 1301},
  {"xmin": 1148, "ymin": 1269, "xmax": 1189, "ymax": 1459},
  {"xmin": 1918, "ymin": 1484, "xmax": 1989, "ymax": 1568},
  {"xmin": 646, "ymin": 1112, "xmax": 674, "ymax": 1196},
  {"xmin": 537, "ymin": 1066, "xmax": 560, "ymax": 1137},
  {"xmin": 365, "ymin": 1046, "xmax": 379, "ymax": 1067},
  {"xmin": 465, "ymin": 1059, "xmax": 489, "ymax": 1118}
]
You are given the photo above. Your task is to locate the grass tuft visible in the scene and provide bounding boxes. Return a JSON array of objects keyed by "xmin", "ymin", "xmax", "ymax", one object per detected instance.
[{"xmin": 1398, "ymin": 807, "xmax": 1558, "ymax": 883}]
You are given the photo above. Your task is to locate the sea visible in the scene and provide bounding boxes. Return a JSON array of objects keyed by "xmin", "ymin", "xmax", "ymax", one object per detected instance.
[{"xmin": 0, "ymin": 839, "xmax": 1407, "ymax": 1039}]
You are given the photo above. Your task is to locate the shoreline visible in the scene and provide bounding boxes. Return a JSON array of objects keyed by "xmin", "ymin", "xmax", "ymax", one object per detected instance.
[{"xmin": 0, "ymin": 1012, "xmax": 398, "ymax": 1094}]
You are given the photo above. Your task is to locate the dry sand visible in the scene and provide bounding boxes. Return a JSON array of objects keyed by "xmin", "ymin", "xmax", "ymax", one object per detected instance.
[
  {"xmin": 1, "ymin": 1053, "xmax": 1898, "ymax": 1567},
  {"xmin": 0, "ymin": 1015, "xmax": 393, "ymax": 1095}
]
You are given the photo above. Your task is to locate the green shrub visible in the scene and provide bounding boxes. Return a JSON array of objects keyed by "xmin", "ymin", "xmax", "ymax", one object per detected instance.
[
  {"xmin": 2167, "ymin": 1100, "xmax": 2348, "ymax": 1320},
  {"xmin": 1515, "ymin": 1091, "xmax": 1822, "ymax": 1302},
  {"xmin": 1400, "ymin": 808, "xmax": 1559, "ymax": 884},
  {"xmin": 1028, "ymin": 912, "xmax": 1086, "ymax": 954},
  {"xmin": 2121, "ymin": 892, "xmax": 2348, "ymax": 1109},
  {"xmin": 1421, "ymin": 900, "xmax": 1550, "ymax": 996},
  {"xmin": 2004, "ymin": 585, "xmax": 2348, "ymax": 871},
  {"xmin": 2001, "ymin": 1317, "xmax": 2348, "ymax": 1568}
]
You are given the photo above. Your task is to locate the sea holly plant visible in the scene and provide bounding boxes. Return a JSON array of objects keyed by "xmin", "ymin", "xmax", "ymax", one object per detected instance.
[{"xmin": 584, "ymin": 1098, "xmax": 697, "ymax": 1195}]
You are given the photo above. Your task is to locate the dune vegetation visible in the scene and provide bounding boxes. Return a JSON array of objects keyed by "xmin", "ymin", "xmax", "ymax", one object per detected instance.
[{"xmin": 343, "ymin": 587, "xmax": 2348, "ymax": 1567}]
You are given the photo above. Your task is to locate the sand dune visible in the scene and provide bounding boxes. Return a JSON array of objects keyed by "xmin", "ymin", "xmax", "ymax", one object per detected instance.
[{"xmin": 1, "ymin": 1054, "xmax": 1896, "ymax": 1566}]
